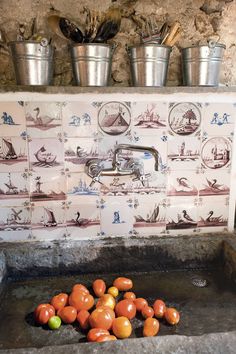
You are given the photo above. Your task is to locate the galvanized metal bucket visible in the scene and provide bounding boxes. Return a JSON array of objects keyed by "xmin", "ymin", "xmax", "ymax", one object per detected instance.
[
  {"xmin": 71, "ymin": 43, "xmax": 114, "ymax": 86},
  {"xmin": 181, "ymin": 42, "xmax": 226, "ymax": 86},
  {"xmin": 9, "ymin": 41, "xmax": 54, "ymax": 85},
  {"xmin": 127, "ymin": 44, "xmax": 172, "ymax": 87}
]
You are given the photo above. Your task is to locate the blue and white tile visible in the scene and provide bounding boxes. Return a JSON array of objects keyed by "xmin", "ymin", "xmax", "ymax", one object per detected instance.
[
  {"xmin": 66, "ymin": 172, "xmax": 100, "ymax": 199},
  {"xmin": 197, "ymin": 196, "xmax": 229, "ymax": 231},
  {"xmin": 0, "ymin": 136, "xmax": 28, "ymax": 172},
  {"xmin": 0, "ymin": 172, "xmax": 29, "ymax": 205},
  {"xmin": 0, "ymin": 101, "xmax": 26, "ymax": 137},
  {"xmin": 199, "ymin": 168, "xmax": 230, "ymax": 196},
  {"xmin": 30, "ymin": 170, "xmax": 66, "ymax": 202},
  {"xmin": 201, "ymin": 136, "xmax": 232, "ymax": 170}
]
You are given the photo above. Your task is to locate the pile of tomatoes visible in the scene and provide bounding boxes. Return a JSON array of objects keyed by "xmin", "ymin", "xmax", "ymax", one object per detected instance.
[{"xmin": 34, "ymin": 276, "xmax": 180, "ymax": 342}]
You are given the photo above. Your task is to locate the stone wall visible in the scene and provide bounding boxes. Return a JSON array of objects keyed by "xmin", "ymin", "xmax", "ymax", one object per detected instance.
[{"xmin": 0, "ymin": 0, "xmax": 235, "ymax": 86}]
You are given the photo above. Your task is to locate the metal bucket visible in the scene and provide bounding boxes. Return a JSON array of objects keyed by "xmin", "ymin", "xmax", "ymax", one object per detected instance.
[
  {"xmin": 181, "ymin": 43, "xmax": 226, "ymax": 86},
  {"xmin": 128, "ymin": 44, "xmax": 172, "ymax": 87},
  {"xmin": 9, "ymin": 41, "xmax": 54, "ymax": 85},
  {"xmin": 71, "ymin": 43, "xmax": 114, "ymax": 86}
]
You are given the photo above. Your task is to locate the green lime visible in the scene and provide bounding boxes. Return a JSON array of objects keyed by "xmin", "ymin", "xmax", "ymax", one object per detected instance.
[{"xmin": 48, "ymin": 315, "xmax": 61, "ymax": 330}]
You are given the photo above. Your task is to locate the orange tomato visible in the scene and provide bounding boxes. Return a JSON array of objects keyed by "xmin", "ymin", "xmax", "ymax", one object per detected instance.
[
  {"xmin": 89, "ymin": 306, "xmax": 115, "ymax": 330},
  {"xmin": 153, "ymin": 299, "xmax": 166, "ymax": 318},
  {"xmin": 57, "ymin": 306, "xmax": 77, "ymax": 324},
  {"xmin": 96, "ymin": 294, "xmax": 116, "ymax": 310},
  {"xmin": 115, "ymin": 299, "xmax": 136, "ymax": 320},
  {"xmin": 92, "ymin": 279, "xmax": 106, "ymax": 297},
  {"xmin": 69, "ymin": 291, "xmax": 94, "ymax": 311},
  {"xmin": 36, "ymin": 307, "xmax": 50, "ymax": 325},
  {"xmin": 72, "ymin": 284, "xmax": 89, "ymax": 294},
  {"xmin": 134, "ymin": 298, "xmax": 148, "ymax": 311},
  {"xmin": 51, "ymin": 293, "xmax": 68, "ymax": 311},
  {"xmin": 113, "ymin": 277, "xmax": 133, "ymax": 291},
  {"xmin": 34, "ymin": 303, "xmax": 55, "ymax": 321},
  {"xmin": 96, "ymin": 335, "xmax": 117, "ymax": 342},
  {"xmin": 77, "ymin": 309, "xmax": 90, "ymax": 330},
  {"xmin": 164, "ymin": 308, "xmax": 180, "ymax": 325},
  {"xmin": 143, "ymin": 318, "xmax": 160, "ymax": 337},
  {"xmin": 112, "ymin": 316, "xmax": 132, "ymax": 339},
  {"xmin": 87, "ymin": 328, "xmax": 110, "ymax": 342},
  {"xmin": 123, "ymin": 292, "xmax": 136, "ymax": 300},
  {"xmin": 141, "ymin": 305, "xmax": 154, "ymax": 319},
  {"xmin": 107, "ymin": 286, "xmax": 119, "ymax": 298}
]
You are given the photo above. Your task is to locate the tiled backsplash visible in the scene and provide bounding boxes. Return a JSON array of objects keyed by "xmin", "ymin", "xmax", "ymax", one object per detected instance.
[{"xmin": 0, "ymin": 92, "xmax": 235, "ymax": 242}]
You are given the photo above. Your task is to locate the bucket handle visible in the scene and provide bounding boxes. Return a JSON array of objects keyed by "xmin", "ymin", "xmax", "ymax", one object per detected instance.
[{"xmin": 207, "ymin": 34, "xmax": 221, "ymax": 49}]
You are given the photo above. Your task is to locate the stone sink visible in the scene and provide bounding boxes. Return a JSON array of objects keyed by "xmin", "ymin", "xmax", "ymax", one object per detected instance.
[{"xmin": 1, "ymin": 232, "xmax": 236, "ymax": 354}]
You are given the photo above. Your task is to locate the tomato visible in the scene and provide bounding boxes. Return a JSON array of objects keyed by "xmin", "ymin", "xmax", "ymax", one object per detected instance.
[
  {"xmin": 96, "ymin": 294, "xmax": 116, "ymax": 310},
  {"xmin": 51, "ymin": 293, "xmax": 68, "ymax": 311},
  {"xmin": 143, "ymin": 318, "xmax": 160, "ymax": 337},
  {"xmin": 92, "ymin": 279, "xmax": 106, "ymax": 298},
  {"xmin": 48, "ymin": 315, "xmax": 61, "ymax": 330},
  {"xmin": 69, "ymin": 291, "xmax": 94, "ymax": 311},
  {"xmin": 89, "ymin": 306, "xmax": 115, "ymax": 330},
  {"xmin": 134, "ymin": 298, "xmax": 148, "ymax": 311},
  {"xmin": 113, "ymin": 277, "xmax": 133, "ymax": 291},
  {"xmin": 107, "ymin": 286, "xmax": 119, "ymax": 298},
  {"xmin": 96, "ymin": 335, "xmax": 117, "ymax": 342},
  {"xmin": 87, "ymin": 328, "xmax": 110, "ymax": 342},
  {"xmin": 36, "ymin": 307, "xmax": 50, "ymax": 325},
  {"xmin": 164, "ymin": 308, "xmax": 180, "ymax": 325},
  {"xmin": 57, "ymin": 306, "xmax": 77, "ymax": 324},
  {"xmin": 112, "ymin": 316, "xmax": 132, "ymax": 339},
  {"xmin": 34, "ymin": 303, "xmax": 55, "ymax": 321},
  {"xmin": 141, "ymin": 305, "xmax": 154, "ymax": 319},
  {"xmin": 115, "ymin": 299, "xmax": 136, "ymax": 320},
  {"xmin": 123, "ymin": 292, "xmax": 136, "ymax": 300},
  {"xmin": 72, "ymin": 284, "xmax": 89, "ymax": 294},
  {"xmin": 153, "ymin": 299, "xmax": 166, "ymax": 318}
]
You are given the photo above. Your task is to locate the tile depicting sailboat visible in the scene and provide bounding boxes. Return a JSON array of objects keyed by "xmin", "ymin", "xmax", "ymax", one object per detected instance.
[
  {"xmin": 0, "ymin": 137, "xmax": 28, "ymax": 172},
  {"xmin": 0, "ymin": 172, "xmax": 29, "ymax": 201}
]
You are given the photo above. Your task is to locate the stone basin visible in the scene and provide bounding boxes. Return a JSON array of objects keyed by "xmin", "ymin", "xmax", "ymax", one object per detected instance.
[{"xmin": 0, "ymin": 232, "xmax": 236, "ymax": 354}]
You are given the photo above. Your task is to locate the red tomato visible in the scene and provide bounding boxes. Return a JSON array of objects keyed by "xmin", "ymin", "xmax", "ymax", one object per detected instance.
[
  {"xmin": 115, "ymin": 299, "xmax": 136, "ymax": 320},
  {"xmin": 123, "ymin": 292, "xmax": 136, "ymax": 300},
  {"xmin": 96, "ymin": 335, "xmax": 117, "ymax": 342},
  {"xmin": 113, "ymin": 277, "xmax": 133, "ymax": 291},
  {"xmin": 89, "ymin": 307, "xmax": 115, "ymax": 330},
  {"xmin": 34, "ymin": 303, "xmax": 55, "ymax": 321},
  {"xmin": 134, "ymin": 298, "xmax": 148, "ymax": 311},
  {"xmin": 92, "ymin": 279, "xmax": 106, "ymax": 298},
  {"xmin": 57, "ymin": 306, "xmax": 77, "ymax": 324},
  {"xmin": 69, "ymin": 291, "xmax": 94, "ymax": 311},
  {"xmin": 164, "ymin": 308, "xmax": 180, "ymax": 325},
  {"xmin": 72, "ymin": 284, "xmax": 89, "ymax": 294},
  {"xmin": 141, "ymin": 305, "xmax": 154, "ymax": 319},
  {"xmin": 143, "ymin": 318, "xmax": 160, "ymax": 337},
  {"xmin": 112, "ymin": 316, "xmax": 132, "ymax": 339},
  {"xmin": 51, "ymin": 293, "xmax": 68, "ymax": 311},
  {"xmin": 36, "ymin": 307, "xmax": 50, "ymax": 325},
  {"xmin": 87, "ymin": 328, "xmax": 110, "ymax": 342},
  {"xmin": 153, "ymin": 299, "xmax": 166, "ymax": 318},
  {"xmin": 77, "ymin": 309, "xmax": 90, "ymax": 330}
]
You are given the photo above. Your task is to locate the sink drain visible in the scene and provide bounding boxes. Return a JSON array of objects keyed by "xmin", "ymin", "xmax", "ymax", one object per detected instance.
[{"xmin": 191, "ymin": 278, "xmax": 208, "ymax": 288}]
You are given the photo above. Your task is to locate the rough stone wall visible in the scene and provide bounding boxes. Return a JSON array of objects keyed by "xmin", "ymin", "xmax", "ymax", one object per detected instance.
[{"xmin": 0, "ymin": 0, "xmax": 235, "ymax": 86}]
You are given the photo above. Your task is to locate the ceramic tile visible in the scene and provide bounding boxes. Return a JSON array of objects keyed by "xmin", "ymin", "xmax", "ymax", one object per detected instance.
[
  {"xmin": 201, "ymin": 136, "xmax": 232, "ymax": 170},
  {"xmin": 64, "ymin": 137, "xmax": 98, "ymax": 172},
  {"xmin": 168, "ymin": 102, "xmax": 202, "ymax": 136},
  {"xmin": 0, "ymin": 136, "xmax": 28, "ymax": 172},
  {"xmin": 0, "ymin": 101, "xmax": 26, "ymax": 137},
  {"xmin": 25, "ymin": 102, "xmax": 62, "ymax": 138},
  {"xmin": 62, "ymin": 101, "xmax": 97, "ymax": 138},
  {"xmin": 99, "ymin": 196, "xmax": 134, "ymax": 237},
  {"xmin": 198, "ymin": 169, "xmax": 230, "ymax": 196},
  {"xmin": 28, "ymin": 138, "xmax": 64, "ymax": 171},
  {"xmin": 167, "ymin": 170, "xmax": 198, "ymax": 197},
  {"xmin": 132, "ymin": 171, "xmax": 166, "ymax": 196},
  {"xmin": 29, "ymin": 170, "xmax": 66, "ymax": 202},
  {"xmin": 0, "ymin": 206, "xmax": 31, "ymax": 231},
  {"xmin": 67, "ymin": 172, "xmax": 100, "ymax": 199},
  {"xmin": 198, "ymin": 196, "xmax": 229, "ymax": 230},
  {"xmin": 202, "ymin": 102, "xmax": 236, "ymax": 136},
  {"xmin": 167, "ymin": 136, "xmax": 201, "ymax": 171},
  {"xmin": 132, "ymin": 101, "xmax": 167, "ymax": 136},
  {"xmin": 98, "ymin": 134, "xmax": 132, "ymax": 159},
  {"xmin": 0, "ymin": 229, "xmax": 32, "ymax": 242},
  {"xmin": 166, "ymin": 197, "xmax": 198, "ymax": 231},
  {"xmin": 0, "ymin": 172, "xmax": 29, "ymax": 205},
  {"xmin": 99, "ymin": 175, "xmax": 133, "ymax": 196},
  {"xmin": 66, "ymin": 196, "xmax": 100, "ymax": 239},
  {"xmin": 136, "ymin": 135, "xmax": 167, "ymax": 172}
]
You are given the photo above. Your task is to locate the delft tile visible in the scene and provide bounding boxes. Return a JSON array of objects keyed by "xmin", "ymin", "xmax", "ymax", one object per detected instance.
[
  {"xmin": 66, "ymin": 172, "xmax": 100, "ymax": 199},
  {"xmin": 0, "ymin": 229, "xmax": 32, "ymax": 242},
  {"xmin": 197, "ymin": 196, "xmax": 229, "ymax": 229},
  {"xmin": 29, "ymin": 170, "xmax": 66, "ymax": 203},
  {"xmin": 198, "ymin": 169, "xmax": 230, "ymax": 196},
  {"xmin": 62, "ymin": 101, "xmax": 97, "ymax": 138},
  {"xmin": 165, "ymin": 197, "xmax": 198, "ymax": 231},
  {"xmin": 0, "ymin": 172, "xmax": 29, "ymax": 205},
  {"xmin": 0, "ymin": 136, "xmax": 28, "ymax": 172},
  {"xmin": 98, "ymin": 134, "xmax": 132, "ymax": 160},
  {"xmin": 0, "ymin": 206, "xmax": 31, "ymax": 231},
  {"xmin": 201, "ymin": 136, "xmax": 232, "ymax": 170},
  {"xmin": 132, "ymin": 101, "xmax": 168, "ymax": 136},
  {"xmin": 28, "ymin": 138, "xmax": 64, "ymax": 171},
  {"xmin": 64, "ymin": 137, "xmax": 98, "ymax": 172},
  {"xmin": 132, "ymin": 171, "xmax": 166, "ymax": 196},
  {"xmin": 136, "ymin": 135, "xmax": 167, "ymax": 172},
  {"xmin": 97, "ymin": 101, "xmax": 132, "ymax": 137},
  {"xmin": 167, "ymin": 136, "xmax": 201, "ymax": 171},
  {"xmin": 167, "ymin": 170, "xmax": 198, "ymax": 197},
  {"xmin": 0, "ymin": 101, "xmax": 26, "ymax": 137},
  {"xmin": 133, "ymin": 195, "xmax": 166, "ymax": 235},
  {"xmin": 99, "ymin": 196, "xmax": 134, "ymax": 237},
  {"xmin": 168, "ymin": 102, "xmax": 202, "ymax": 137},
  {"xmin": 25, "ymin": 102, "xmax": 62, "ymax": 138},
  {"xmin": 66, "ymin": 196, "xmax": 100, "ymax": 239},
  {"xmin": 99, "ymin": 175, "xmax": 133, "ymax": 196},
  {"xmin": 202, "ymin": 102, "xmax": 236, "ymax": 137}
]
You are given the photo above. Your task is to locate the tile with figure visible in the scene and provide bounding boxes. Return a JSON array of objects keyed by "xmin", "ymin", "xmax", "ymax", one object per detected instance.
[
  {"xmin": 166, "ymin": 197, "xmax": 198, "ymax": 231},
  {"xmin": 167, "ymin": 170, "xmax": 198, "ymax": 197},
  {"xmin": 30, "ymin": 170, "xmax": 66, "ymax": 202},
  {"xmin": 0, "ymin": 101, "xmax": 26, "ymax": 137},
  {"xmin": 0, "ymin": 172, "xmax": 29, "ymax": 205}
]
